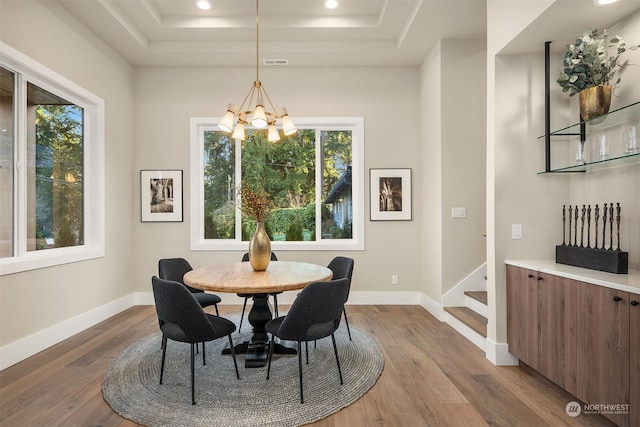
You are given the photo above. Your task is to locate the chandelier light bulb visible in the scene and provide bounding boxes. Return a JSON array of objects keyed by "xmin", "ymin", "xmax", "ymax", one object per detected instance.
[
  {"xmin": 218, "ymin": 103, "xmax": 237, "ymax": 132},
  {"xmin": 267, "ymin": 123, "xmax": 281, "ymax": 142},
  {"xmin": 232, "ymin": 121, "xmax": 246, "ymax": 140},
  {"xmin": 251, "ymin": 98, "xmax": 268, "ymax": 128},
  {"xmin": 280, "ymin": 107, "xmax": 297, "ymax": 136}
]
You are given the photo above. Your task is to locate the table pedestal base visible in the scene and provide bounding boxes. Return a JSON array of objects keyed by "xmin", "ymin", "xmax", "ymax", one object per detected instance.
[{"xmin": 222, "ymin": 293, "xmax": 296, "ymax": 368}]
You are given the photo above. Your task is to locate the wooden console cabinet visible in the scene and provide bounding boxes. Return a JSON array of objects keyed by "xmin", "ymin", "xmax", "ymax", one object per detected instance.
[{"xmin": 506, "ymin": 264, "xmax": 639, "ymax": 426}]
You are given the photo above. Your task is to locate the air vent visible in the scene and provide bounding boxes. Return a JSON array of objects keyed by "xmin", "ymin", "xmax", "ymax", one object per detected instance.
[{"xmin": 263, "ymin": 59, "xmax": 288, "ymax": 66}]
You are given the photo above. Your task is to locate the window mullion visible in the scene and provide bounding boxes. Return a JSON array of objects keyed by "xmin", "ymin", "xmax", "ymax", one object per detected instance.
[
  {"xmin": 315, "ymin": 128, "xmax": 322, "ymax": 242},
  {"xmin": 234, "ymin": 137, "xmax": 242, "ymax": 242},
  {"xmin": 14, "ymin": 73, "xmax": 27, "ymax": 257}
]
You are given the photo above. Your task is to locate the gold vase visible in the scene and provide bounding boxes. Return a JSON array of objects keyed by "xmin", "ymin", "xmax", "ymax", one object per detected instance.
[
  {"xmin": 248, "ymin": 221, "xmax": 271, "ymax": 271},
  {"xmin": 579, "ymin": 85, "xmax": 611, "ymax": 122}
]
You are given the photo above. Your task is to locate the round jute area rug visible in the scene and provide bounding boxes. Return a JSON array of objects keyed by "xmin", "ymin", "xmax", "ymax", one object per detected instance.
[{"xmin": 102, "ymin": 316, "xmax": 384, "ymax": 427}]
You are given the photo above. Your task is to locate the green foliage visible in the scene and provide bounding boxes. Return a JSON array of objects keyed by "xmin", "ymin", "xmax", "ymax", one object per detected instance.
[
  {"xmin": 34, "ymin": 104, "xmax": 84, "ymax": 248},
  {"xmin": 241, "ymin": 219, "xmax": 275, "ymax": 241},
  {"xmin": 331, "ymin": 219, "xmax": 353, "ymax": 239},
  {"xmin": 557, "ymin": 28, "xmax": 640, "ymax": 96},
  {"xmin": 285, "ymin": 219, "xmax": 304, "ymax": 241},
  {"xmin": 55, "ymin": 215, "xmax": 76, "ymax": 247},
  {"xmin": 241, "ymin": 130, "xmax": 316, "ymax": 209},
  {"xmin": 303, "ymin": 203, "xmax": 316, "ymax": 230},
  {"xmin": 203, "ymin": 127, "xmax": 354, "ymax": 242},
  {"xmin": 322, "ymin": 131, "xmax": 352, "ymax": 197},
  {"xmin": 205, "ymin": 202, "xmax": 235, "ymax": 239},
  {"xmin": 269, "ymin": 208, "xmax": 305, "ymax": 235},
  {"xmin": 204, "ymin": 131, "xmax": 235, "ymax": 211}
]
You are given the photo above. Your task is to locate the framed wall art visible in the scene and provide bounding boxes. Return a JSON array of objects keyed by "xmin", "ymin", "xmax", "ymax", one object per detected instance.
[
  {"xmin": 369, "ymin": 168, "xmax": 412, "ymax": 221},
  {"xmin": 140, "ymin": 169, "xmax": 183, "ymax": 222}
]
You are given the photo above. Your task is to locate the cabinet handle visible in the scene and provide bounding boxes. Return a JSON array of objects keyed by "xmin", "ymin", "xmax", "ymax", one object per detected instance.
[
  {"xmin": 613, "ymin": 296, "xmax": 623, "ymax": 302},
  {"xmin": 537, "ymin": 276, "xmax": 543, "ymax": 281},
  {"xmin": 527, "ymin": 274, "xmax": 534, "ymax": 278},
  {"xmin": 631, "ymin": 300, "xmax": 639, "ymax": 306}
]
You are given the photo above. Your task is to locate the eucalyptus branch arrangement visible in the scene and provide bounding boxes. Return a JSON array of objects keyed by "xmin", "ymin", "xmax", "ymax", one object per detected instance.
[
  {"xmin": 557, "ymin": 28, "xmax": 639, "ymax": 96},
  {"xmin": 237, "ymin": 182, "xmax": 273, "ymax": 223}
]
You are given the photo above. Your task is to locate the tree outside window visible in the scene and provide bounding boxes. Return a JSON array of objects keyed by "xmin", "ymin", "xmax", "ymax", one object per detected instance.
[{"xmin": 192, "ymin": 117, "xmax": 363, "ymax": 250}]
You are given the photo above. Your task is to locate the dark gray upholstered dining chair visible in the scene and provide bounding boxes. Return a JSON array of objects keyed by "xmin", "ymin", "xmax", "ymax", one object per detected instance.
[
  {"xmin": 152, "ymin": 276, "xmax": 239, "ymax": 405},
  {"xmin": 265, "ymin": 278, "xmax": 349, "ymax": 404},
  {"xmin": 158, "ymin": 258, "xmax": 221, "ymax": 315},
  {"xmin": 327, "ymin": 256, "xmax": 355, "ymax": 340},
  {"xmin": 237, "ymin": 252, "xmax": 281, "ymax": 331}
]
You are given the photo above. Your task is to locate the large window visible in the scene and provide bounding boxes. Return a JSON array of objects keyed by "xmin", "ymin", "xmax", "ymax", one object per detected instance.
[
  {"xmin": 0, "ymin": 43, "xmax": 104, "ymax": 275},
  {"xmin": 190, "ymin": 117, "xmax": 364, "ymax": 250}
]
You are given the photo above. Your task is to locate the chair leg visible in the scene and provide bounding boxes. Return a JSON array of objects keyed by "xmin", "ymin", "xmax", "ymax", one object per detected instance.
[
  {"xmin": 272, "ymin": 294, "xmax": 279, "ymax": 318},
  {"xmin": 227, "ymin": 335, "xmax": 240, "ymax": 379},
  {"xmin": 305, "ymin": 341, "xmax": 309, "ymax": 365},
  {"xmin": 159, "ymin": 335, "xmax": 168, "ymax": 384},
  {"xmin": 331, "ymin": 334, "xmax": 343, "ymax": 385},
  {"xmin": 239, "ymin": 297, "xmax": 249, "ymax": 332},
  {"xmin": 214, "ymin": 304, "xmax": 220, "ymax": 316},
  {"xmin": 298, "ymin": 341, "xmax": 304, "ymax": 404},
  {"xmin": 266, "ymin": 335, "xmax": 275, "ymax": 380},
  {"xmin": 343, "ymin": 307, "xmax": 352, "ymax": 341},
  {"xmin": 202, "ymin": 341, "xmax": 206, "ymax": 366},
  {"xmin": 190, "ymin": 343, "xmax": 196, "ymax": 405}
]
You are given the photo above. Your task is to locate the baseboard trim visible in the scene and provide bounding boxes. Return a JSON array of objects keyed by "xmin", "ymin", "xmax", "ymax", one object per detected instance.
[
  {"xmin": 419, "ymin": 293, "xmax": 445, "ymax": 321},
  {"xmin": 485, "ymin": 337, "xmax": 519, "ymax": 366},
  {"xmin": 444, "ymin": 312, "xmax": 486, "ymax": 351},
  {"xmin": 136, "ymin": 290, "xmax": 424, "ymax": 306},
  {"xmin": 442, "ymin": 262, "xmax": 487, "ymax": 307},
  {"xmin": 1, "ymin": 290, "xmax": 513, "ymax": 370},
  {"xmin": 0, "ymin": 294, "xmax": 135, "ymax": 371}
]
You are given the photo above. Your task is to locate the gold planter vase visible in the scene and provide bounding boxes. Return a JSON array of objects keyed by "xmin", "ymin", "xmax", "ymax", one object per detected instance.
[
  {"xmin": 248, "ymin": 221, "xmax": 271, "ymax": 271},
  {"xmin": 579, "ymin": 85, "xmax": 611, "ymax": 122}
]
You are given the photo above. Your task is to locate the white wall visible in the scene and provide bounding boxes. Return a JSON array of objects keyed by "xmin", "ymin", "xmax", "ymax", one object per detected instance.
[
  {"xmin": 0, "ymin": 1, "xmax": 135, "ymax": 351},
  {"xmin": 131, "ymin": 66, "xmax": 423, "ymax": 295},
  {"xmin": 441, "ymin": 39, "xmax": 487, "ymax": 294},
  {"xmin": 419, "ymin": 39, "xmax": 487, "ymax": 303},
  {"xmin": 419, "ymin": 42, "xmax": 443, "ymax": 302}
]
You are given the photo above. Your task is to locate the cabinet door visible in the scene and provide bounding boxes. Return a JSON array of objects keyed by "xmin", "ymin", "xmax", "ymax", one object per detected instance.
[
  {"xmin": 577, "ymin": 283, "xmax": 630, "ymax": 427},
  {"xmin": 506, "ymin": 265, "xmax": 538, "ymax": 369},
  {"xmin": 538, "ymin": 273, "xmax": 577, "ymax": 395},
  {"xmin": 630, "ymin": 293, "xmax": 639, "ymax": 427}
]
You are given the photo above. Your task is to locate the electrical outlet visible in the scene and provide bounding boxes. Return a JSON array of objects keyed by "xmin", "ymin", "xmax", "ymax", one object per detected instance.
[{"xmin": 391, "ymin": 275, "xmax": 399, "ymax": 285}]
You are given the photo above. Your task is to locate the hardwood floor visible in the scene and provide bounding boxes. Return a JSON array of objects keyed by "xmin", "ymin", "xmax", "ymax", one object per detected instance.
[{"xmin": 0, "ymin": 305, "xmax": 615, "ymax": 427}]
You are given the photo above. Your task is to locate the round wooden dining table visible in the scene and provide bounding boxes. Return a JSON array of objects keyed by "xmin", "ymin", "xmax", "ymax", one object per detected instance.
[{"xmin": 183, "ymin": 261, "xmax": 333, "ymax": 368}]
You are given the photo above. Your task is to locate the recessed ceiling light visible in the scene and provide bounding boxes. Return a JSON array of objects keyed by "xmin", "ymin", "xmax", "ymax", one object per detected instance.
[
  {"xmin": 593, "ymin": 0, "xmax": 619, "ymax": 5},
  {"xmin": 324, "ymin": 0, "xmax": 339, "ymax": 10},
  {"xmin": 196, "ymin": 0, "xmax": 211, "ymax": 10}
]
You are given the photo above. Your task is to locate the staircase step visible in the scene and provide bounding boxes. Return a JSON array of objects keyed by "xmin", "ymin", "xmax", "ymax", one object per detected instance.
[
  {"xmin": 444, "ymin": 306, "xmax": 487, "ymax": 338},
  {"xmin": 464, "ymin": 291, "xmax": 487, "ymax": 305}
]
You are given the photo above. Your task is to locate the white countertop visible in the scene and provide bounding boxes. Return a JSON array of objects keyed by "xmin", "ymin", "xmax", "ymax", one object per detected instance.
[{"xmin": 505, "ymin": 259, "xmax": 640, "ymax": 294}]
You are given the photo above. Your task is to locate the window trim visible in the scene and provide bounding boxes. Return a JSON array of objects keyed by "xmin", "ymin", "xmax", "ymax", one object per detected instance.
[
  {"xmin": 189, "ymin": 116, "xmax": 364, "ymax": 251},
  {"xmin": 0, "ymin": 42, "xmax": 105, "ymax": 275}
]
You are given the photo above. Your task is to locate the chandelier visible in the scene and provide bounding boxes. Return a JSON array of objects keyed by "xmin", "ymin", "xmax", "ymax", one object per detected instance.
[{"xmin": 218, "ymin": 0, "xmax": 296, "ymax": 142}]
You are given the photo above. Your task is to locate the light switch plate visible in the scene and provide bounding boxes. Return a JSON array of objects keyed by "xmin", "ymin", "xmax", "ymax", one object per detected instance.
[
  {"xmin": 451, "ymin": 207, "xmax": 467, "ymax": 218},
  {"xmin": 512, "ymin": 224, "xmax": 522, "ymax": 239}
]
